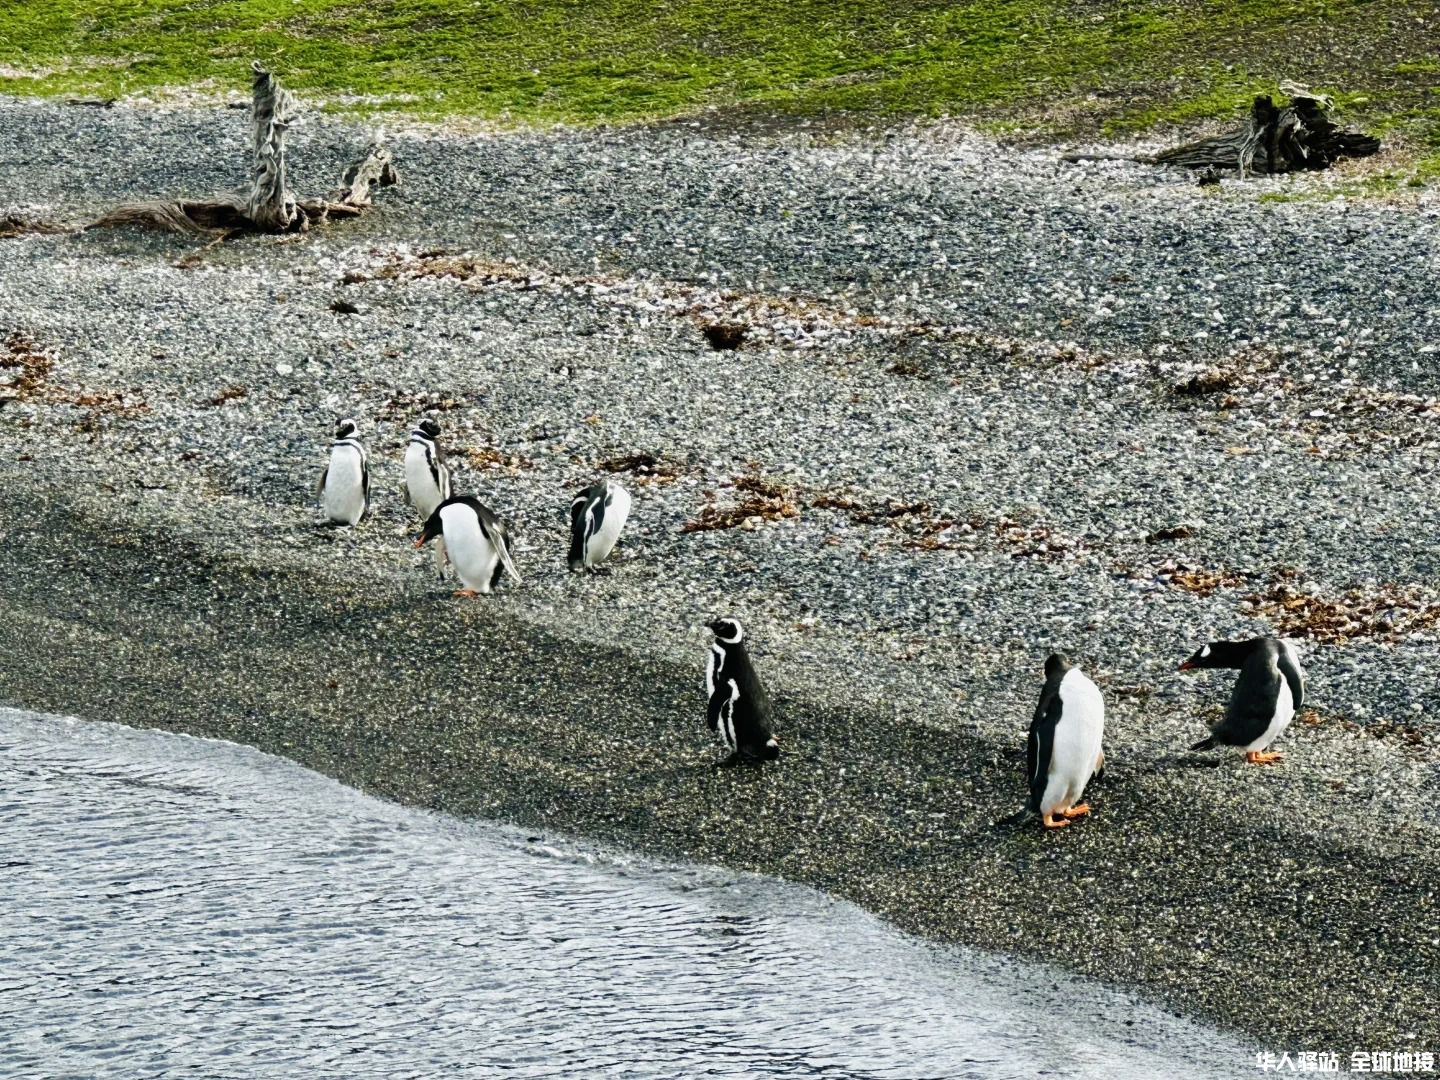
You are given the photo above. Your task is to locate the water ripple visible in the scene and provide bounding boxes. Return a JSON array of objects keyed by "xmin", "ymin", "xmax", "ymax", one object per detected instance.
[{"xmin": 0, "ymin": 709, "xmax": 1250, "ymax": 1079}]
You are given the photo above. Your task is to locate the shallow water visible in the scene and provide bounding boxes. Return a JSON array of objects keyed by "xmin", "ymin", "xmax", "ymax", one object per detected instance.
[{"xmin": 0, "ymin": 709, "xmax": 1251, "ymax": 1079}]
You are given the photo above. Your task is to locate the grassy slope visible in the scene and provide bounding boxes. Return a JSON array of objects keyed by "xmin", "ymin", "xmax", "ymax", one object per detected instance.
[{"xmin": 0, "ymin": 1, "xmax": 1437, "ymax": 168}]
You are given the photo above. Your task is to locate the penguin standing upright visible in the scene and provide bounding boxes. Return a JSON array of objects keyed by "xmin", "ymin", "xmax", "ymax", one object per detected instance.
[
  {"xmin": 704, "ymin": 617, "xmax": 780, "ymax": 766},
  {"xmin": 405, "ymin": 417, "xmax": 452, "ymax": 578},
  {"xmin": 568, "ymin": 477, "xmax": 631, "ymax": 571},
  {"xmin": 1006, "ymin": 653, "xmax": 1105, "ymax": 829},
  {"xmin": 318, "ymin": 418, "xmax": 369, "ymax": 526},
  {"xmin": 404, "ymin": 418, "xmax": 452, "ymax": 520},
  {"xmin": 1180, "ymin": 637, "xmax": 1305, "ymax": 764},
  {"xmin": 414, "ymin": 495, "xmax": 521, "ymax": 598}
]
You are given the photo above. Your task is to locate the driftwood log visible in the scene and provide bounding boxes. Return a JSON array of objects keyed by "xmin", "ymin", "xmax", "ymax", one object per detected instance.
[
  {"xmin": 89, "ymin": 62, "xmax": 396, "ymax": 236},
  {"xmin": 1064, "ymin": 85, "xmax": 1380, "ymax": 178},
  {"xmin": 0, "ymin": 213, "xmax": 74, "ymax": 239}
]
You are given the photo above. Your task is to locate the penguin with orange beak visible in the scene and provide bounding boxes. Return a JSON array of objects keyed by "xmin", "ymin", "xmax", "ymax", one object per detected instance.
[
  {"xmin": 1003, "ymin": 653, "xmax": 1106, "ymax": 829},
  {"xmin": 414, "ymin": 496, "xmax": 521, "ymax": 599},
  {"xmin": 1179, "ymin": 637, "xmax": 1305, "ymax": 764}
]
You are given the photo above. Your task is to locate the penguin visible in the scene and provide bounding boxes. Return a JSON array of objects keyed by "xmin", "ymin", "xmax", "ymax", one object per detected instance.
[
  {"xmin": 1004, "ymin": 653, "xmax": 1106, "ymax": 829},
  {"xmin": 318, "ymin": 418, "xmax": 369, "ymax": 526},
  {"xmin": 413, "ymin": 495, "xmax": 522, "ymax": 598},
  {"xmin": 404, "ymin": 417, "xmax": 452, "ymax": 520},
  {"xmin": 405, "ymin": 417, "xmax": 453, "ymax": 578},
  {"xmin": 704, "ymin": 617, "xmax": 780, "ymax": 766},
  {"xmin": 1180, "ymin": 637, "xmax": 1305, "ymax": 764},
  {"xmin": 568, "ymin": 477, "xmax": 631, "ymax": 571}
]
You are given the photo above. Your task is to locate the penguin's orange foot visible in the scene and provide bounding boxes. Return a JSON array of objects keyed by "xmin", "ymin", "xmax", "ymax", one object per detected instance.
[
  {"xmin": 453, "ymin": 588, "xmax": 480, "ymax": 599},
  {"xmin": 1060, "ymin": 804, "xmax": 1091, "ymax": 819},
  {"xmin": 1245, "ymin": 751, "xmax": 1284, "ymax": 765},
  {"xmin": 1042, "ymin": 814, "xmax": 1070, "ymax": 829}
]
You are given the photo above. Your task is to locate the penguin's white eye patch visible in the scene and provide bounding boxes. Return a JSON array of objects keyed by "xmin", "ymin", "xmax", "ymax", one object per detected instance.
[{"xmin": 1200, "ymin": 645, "xmax": 1211, "ymax": 658}]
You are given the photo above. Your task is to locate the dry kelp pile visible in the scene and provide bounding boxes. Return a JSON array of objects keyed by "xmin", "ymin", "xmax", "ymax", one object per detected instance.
[{"xmin": 1244, "ymin": 571, "xmax": 1440, "ymax": 645}]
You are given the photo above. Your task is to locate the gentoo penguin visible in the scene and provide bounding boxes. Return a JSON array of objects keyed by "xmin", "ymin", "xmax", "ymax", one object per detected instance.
[
  {"xmin": 404, "ymin": 418, "xmax": 452, "ymax": 520},
  {"xmin": 414, "ymin": 495, "xmax": 521, "ymax": 598},
  {"xmin": 705, "ymin": 617, "xmax": 780, "ymax": 766},
  {"xmin": 1004, "ymin": 653, "xmax": 1106, "ymax": 829},
  {"xmin": 1180, "ymin": 637, "xmax": 1305, "ymax": 764},
  {"xmin": 318, "ymin": 418, "xmax": 369, "ymax": 526},
  {"xmin": 568, "ymin": 477, "xmax": 631, "ymax": 571}
]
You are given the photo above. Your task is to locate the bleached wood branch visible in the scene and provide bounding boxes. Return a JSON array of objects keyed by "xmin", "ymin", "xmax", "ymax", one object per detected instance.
[{"xmin": 86, "ymin": 62, "xmax": 397, "ymax": 239}]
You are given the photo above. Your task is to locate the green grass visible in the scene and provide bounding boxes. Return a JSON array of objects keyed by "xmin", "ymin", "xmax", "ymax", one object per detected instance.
[{"xmin": 0, "ymin": 0, "xmax": 1437, "ymax": 152}]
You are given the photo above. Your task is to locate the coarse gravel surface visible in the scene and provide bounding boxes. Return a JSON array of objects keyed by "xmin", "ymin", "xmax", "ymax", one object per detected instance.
[{"xmin": 1, "ymin": 96, "xmax": 1438, "ymax": 1051}]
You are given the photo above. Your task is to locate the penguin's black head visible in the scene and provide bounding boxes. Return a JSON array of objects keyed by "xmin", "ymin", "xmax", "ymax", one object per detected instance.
[
  {"xmin": 335, "ymin": 417, "xmax": 358, "ymax": 439},
  {"xmin": 707, "ymin": 617, "xmax": 744, "ymax": 644},
  {"xmin": 1178, "ymin": 639, "xmax": 1255, "ymax": 671},
  {"xmin": 416, "ymin": 418, "xmax": 441, "ymax": 439},
  {"xmin": 414, "ymin": 504, "xmax": 444, "ymax": 549},
  {"xmin": 1043, "ymin": 653, "xmax": 1072, "ymax": 681},
  {"xmin": 755, "ymin": 736, "xmax": 781, "ymax": 761}
]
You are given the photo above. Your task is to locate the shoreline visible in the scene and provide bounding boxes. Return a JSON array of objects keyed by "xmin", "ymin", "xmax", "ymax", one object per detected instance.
[
  {"xmin": 2, "ymin": 97, "xmax": 1440, "ymax": 1051},
  {"xmin": 6, "ymin": 706, "xmax": 1262, "ymax": 1078},
  {"xmin": 2, "ymin": 471, "xmax": 1437, "ymax": 1050}
]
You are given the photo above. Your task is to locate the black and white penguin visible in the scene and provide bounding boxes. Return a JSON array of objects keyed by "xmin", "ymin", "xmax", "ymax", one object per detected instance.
[
  {"xmin": 404, "ymin": 418, "xmax": 452, "ymax": 521},
  {"xmin": 704, "ymin": 617, "xmax": 780, "ymax": 766},
  {"xmin": 318, "ymin": 418, "xmax": 369, "ymax": 526},
  {"xmin": 1180, "ymin": 637, "xmax": 1305, "ymax": 764},
  {"xmin": 414, "ymin": 495, "xmax": 522, "ymax": 598},
  {"xmin": 1005, "ymin": 653, "xmax": 1106, "ymax": 829},
  {"xmin": 568, "ymin": 477, "xmax": 631, "ymax": 571}
]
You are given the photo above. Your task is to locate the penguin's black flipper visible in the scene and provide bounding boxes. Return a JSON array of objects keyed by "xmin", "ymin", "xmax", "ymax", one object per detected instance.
[
  {"xmin": 1190, "ymin": 735, "xmax": 1217, "ymax": 752},
  {"xmin": 359, "ymin": 457, "xmax": 371, "ymax": 523},
  {"xmin": 1027, "ymin": 691, "xmax": 1062, "ymax": 811}
]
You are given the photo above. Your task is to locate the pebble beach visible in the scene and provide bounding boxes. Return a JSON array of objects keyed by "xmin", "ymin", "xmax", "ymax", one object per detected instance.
[{"xmin": 1, "ymin": 96, "xmax": 1438, "ymax": 1053}]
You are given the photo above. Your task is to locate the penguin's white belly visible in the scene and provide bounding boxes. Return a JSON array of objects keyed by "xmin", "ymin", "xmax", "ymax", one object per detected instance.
[
  {"xmin": 323, "ymin": 446, "xmax": 366, "ymax": 525},
  {"xmin": 589, "ymin": 486, "xmax": 631, "ymax": 566},
  {"xmin": 405, "ymin": 447, "xmax": 446, "ymax": 519},
  {"xmin": 1040, "ymin": 672, "xmax": 1105, "ymax": 815},
  {"xmin": 1244, "ymin": 678, "xmax": 1294, "ymax": 751},
  {"xmin": 441, "ymin": 505, "xmax": 498, "ymax": 594}
]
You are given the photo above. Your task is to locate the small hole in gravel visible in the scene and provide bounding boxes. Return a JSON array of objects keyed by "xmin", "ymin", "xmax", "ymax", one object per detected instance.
[{"xmin": 702, "ymin": 323, "xmax": 747, "ymax": 351}]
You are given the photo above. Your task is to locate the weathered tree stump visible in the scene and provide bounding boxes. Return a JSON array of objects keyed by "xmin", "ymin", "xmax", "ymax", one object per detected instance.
[
  {"xmin": 89, "ymin": 62, "xmax": 397, "ymax": 236},
  {"xmin": 246, "ymin": 62, "xmax": 299, "ymax": 232},
  {"xmin": 1064, "ymin": 85, "xmax": 1380, "ymax": 178}
]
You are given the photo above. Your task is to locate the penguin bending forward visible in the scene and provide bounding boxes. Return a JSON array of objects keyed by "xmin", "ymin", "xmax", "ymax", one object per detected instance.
[
  {"xmin": 414, "ymin": 496, "xmax": 521, "ymax": 598},
  {"xmin": 1180, "ymin": 637, "xmax": 1305, "ymax": 764},
  {"xmin": 705, "ymin": 617, "xmax": 780, "ymax": 766},
  {"xmin": 404, "ymin": 418, "xmax": 452, "ymax": 520},
  {"xmin": 318, "ymin": 418, "xmax": 369, "ymax": 526},
  {"xmin": 568, "ymin": 478, "xmax": 631, "ymax": 571},
  {"xmin": 1005, "ymin": 653, "xmax": 1105, "ymax": 829}
]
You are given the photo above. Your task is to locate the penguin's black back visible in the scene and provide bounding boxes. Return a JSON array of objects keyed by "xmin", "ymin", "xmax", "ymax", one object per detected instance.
[
  {"xmin": 1025, "ymin": 655, "xmax": 1071, "ymax": 812},
  {"xmin": 707, "ymin": 639, "xmax": 775, "ymax": 752},
  {"xmin": 1210, "ymin": 638, "xmax": 1303, "ymax": 746},
  {"xmin": 568, "ymin": 482, "xmax": 607, "ymax": 567}
]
